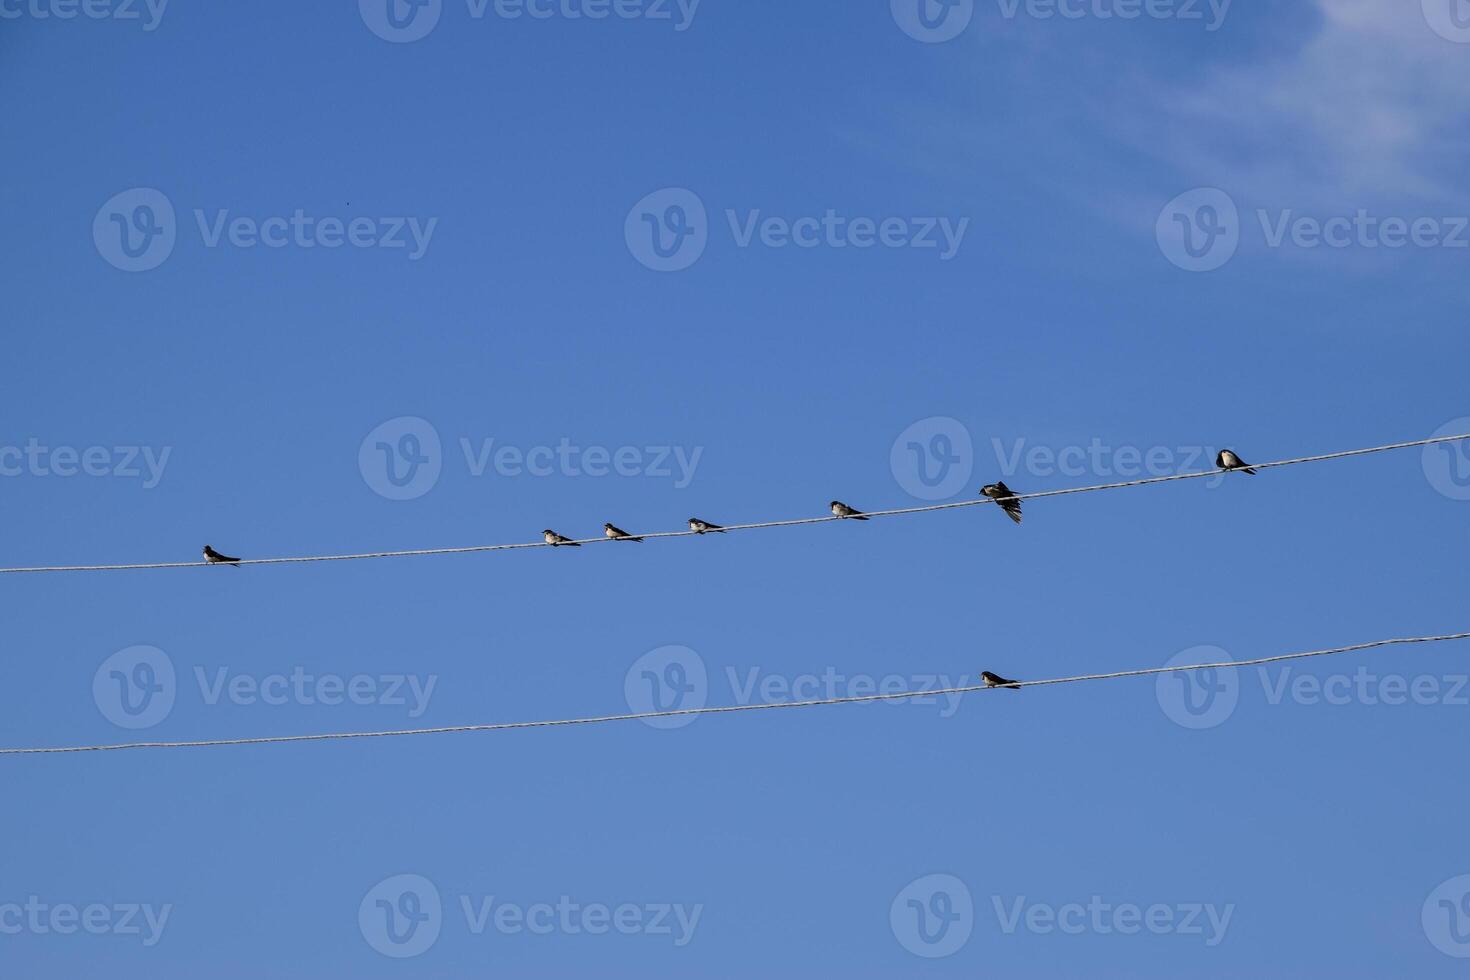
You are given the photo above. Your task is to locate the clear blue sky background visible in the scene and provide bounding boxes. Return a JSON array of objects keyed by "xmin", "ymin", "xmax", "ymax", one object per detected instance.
[{"xmin": 4, "ymin": 1, "xmax": 1470, "ymax": 975}]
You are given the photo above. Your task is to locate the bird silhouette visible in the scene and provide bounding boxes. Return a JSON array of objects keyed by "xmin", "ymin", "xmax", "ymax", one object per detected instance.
[
  {"xmin": 604, "ymin": 523, "xmax": 644, "ymax": 542},
  {"xmin": 1216, "ymin": 449, "xmax": 1257, "ymax": 475},
  {"xmin": 202, "ymin": 545, "xmax": 241, "ymax": 566},
  {"xmin": 980, "ymin": 482, "xmax": 1023, "ymax": 524}
]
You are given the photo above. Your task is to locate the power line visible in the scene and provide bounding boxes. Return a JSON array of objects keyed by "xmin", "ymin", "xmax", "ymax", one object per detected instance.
[
  {"xmin": 4, "ymin": 630, "xmax": 1466, "ymax": 755},
  {"xmin": 1, "ymin": 432, "xmax": 1464, "ymax": 575}
]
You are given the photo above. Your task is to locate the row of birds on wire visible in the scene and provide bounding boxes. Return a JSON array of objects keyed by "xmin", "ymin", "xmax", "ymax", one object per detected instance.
[{"xmin": 199, "ymin": 450, "xmax": 1261, "ymax": 568}]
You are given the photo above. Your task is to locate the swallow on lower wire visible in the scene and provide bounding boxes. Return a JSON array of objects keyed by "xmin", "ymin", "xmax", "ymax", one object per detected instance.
[
  {"xmin": 689, "ymin": 518, "xmax": 725, "ymax": 534},
  {"xmin": 543, "ymin": 529, "xmax": 580, "ymax": 547},
  {"xmin": 830, "ymin": 501, "xmax": 869, "ymax": 520},
  {"xmin": 202, "ymin": 545, "xmax": 241, "ymax": 566},
  {"xmin": 981, "ymin": 671, "xmax": 1022, "ymax": 690},
  {"xmin": 980, "ymin": 482, "xmax": 1023, "ymax": 525},
  {"xmin": 604, "ymin": 523, "xmax": 643, "ymax": 542},
  {"xmin": 1216, "ymin": 450, "xmax": 1257, "ymax": 475}
]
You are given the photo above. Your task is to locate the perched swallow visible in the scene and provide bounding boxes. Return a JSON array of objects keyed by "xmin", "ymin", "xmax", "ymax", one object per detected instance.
[
  {"xmin": 830, "ymin": 501, "xmax": 869, "ymax": 520},
  {"xmin": 543, "ymin": 529, "xmax": 581, "ymax": 547},
  {"xmin": 980, "ymin": 482, "xmax": 1023, "ymax": 525},
  {"xmin": 1216, "ymin": 449, "xmax": 1257, "ymax": 475},
  {"xmin": 604, "ymin": 523, "xmax": 644, "ymax": 543},
  {"xmin": 981, "ymin": 671, "xmax": 1022, "ymax": 690},
  {"xmin": 202, "ymin": 545, "xmax": 241, "ymax": 566},
  {"xmin": 688, "ymin": 518, "xmax": 725, "ymax": 534}
]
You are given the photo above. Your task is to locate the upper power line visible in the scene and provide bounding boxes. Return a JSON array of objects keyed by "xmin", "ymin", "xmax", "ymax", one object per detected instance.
[{"xmin": 0, "ymin": 432, "xmax": 1463, "ymax": 575}]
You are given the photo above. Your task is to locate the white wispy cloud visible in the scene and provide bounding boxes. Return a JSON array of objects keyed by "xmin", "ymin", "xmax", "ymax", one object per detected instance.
[{"xmin": 1160, "ymin": 0, "xmax": 1470, "ymax": 205}]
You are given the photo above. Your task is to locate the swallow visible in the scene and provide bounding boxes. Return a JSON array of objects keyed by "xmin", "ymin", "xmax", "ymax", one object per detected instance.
[
  {"xmin": 689, "ymin": 518, "xmax": 725, "ymax": 534},
  {"xmin": 543, "ymin": 530, "xmax": 581, "ymax": 547},
  {"xmin": 604, "ymin": 523, "xmax": 644, "ymax": 543},
  {"xmin": 1216, "ymin": 449, "xmax": 1257, "ymax": 475},
  {"xmin": 202, "ymin": 545, "xmax": 241, "ymax": 566},
  {"xmin": 830, "ymin": 501, "xmax": 869, "ymax": 520},
  {"xmin": 981, "ymin": 671, "xmax": 1022, "ymax": 690},
  {"xmin": 980, "ymin": 482, "xmax": 1023, "ymax": 524}
]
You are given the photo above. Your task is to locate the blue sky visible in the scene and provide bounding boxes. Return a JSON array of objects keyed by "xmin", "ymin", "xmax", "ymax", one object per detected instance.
[{"xmin": 4, "ymin": 0, "xmax": 1470, "ymax": 975}]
